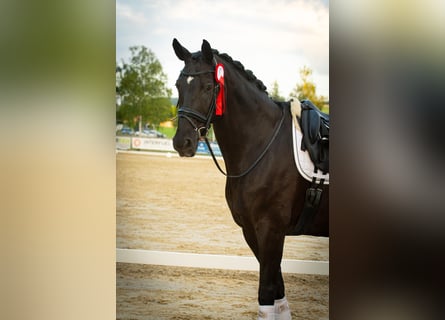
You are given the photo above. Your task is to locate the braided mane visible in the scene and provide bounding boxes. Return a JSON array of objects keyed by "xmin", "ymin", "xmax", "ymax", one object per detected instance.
[{"xmin": 212, "ymin": 49, "xmax": 268, "ymax": 93}]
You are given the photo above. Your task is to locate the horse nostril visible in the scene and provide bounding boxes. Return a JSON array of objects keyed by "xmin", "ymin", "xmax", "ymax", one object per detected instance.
[{"xmin": 183, "ymin": 138, "xmax": 192, "ymax": 148}]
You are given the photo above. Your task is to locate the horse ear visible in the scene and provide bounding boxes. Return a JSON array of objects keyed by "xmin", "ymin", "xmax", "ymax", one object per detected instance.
[
  {"xmin": 201, "ymin": 39, "xmax": 214, "ymax": 64},
  {"xmin": 173, "ymin": 38, "xmax": 191, "ymax": 62}
]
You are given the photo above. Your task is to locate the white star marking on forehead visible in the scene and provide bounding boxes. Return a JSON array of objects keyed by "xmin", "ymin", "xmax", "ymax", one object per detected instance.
[{"xmin": 187, "ymin": 76, "xmax": 194, "ymax": 84}]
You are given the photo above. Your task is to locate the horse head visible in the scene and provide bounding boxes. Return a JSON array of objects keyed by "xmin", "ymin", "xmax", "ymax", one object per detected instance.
[{"xmin": 172, "ymin": 38, "xmax": 218, "ymax": 157}]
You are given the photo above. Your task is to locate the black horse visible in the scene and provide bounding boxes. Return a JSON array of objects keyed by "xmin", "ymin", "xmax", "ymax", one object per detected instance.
[{"xmin": 172, "ymin": 39, "xmax": 328, "ymax": 320}]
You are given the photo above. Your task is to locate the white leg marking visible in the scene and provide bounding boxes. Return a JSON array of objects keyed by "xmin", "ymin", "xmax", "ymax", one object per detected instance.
[
  {"xmin": 258, "ymin": 305, "xmax": 275, "ymax": 320},
  {"xmin": 274, "ymin": 297, "xmax": 292, "ymax": 319}
]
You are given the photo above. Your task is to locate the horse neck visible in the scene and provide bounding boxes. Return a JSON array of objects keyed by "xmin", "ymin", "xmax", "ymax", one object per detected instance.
[{"xmin": 212, "ymin": 67, "xmax": 282, "ymax": 174}]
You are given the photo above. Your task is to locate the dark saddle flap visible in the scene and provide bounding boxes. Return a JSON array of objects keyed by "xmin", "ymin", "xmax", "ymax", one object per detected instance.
[{"xmin": 299, "ymin": 100, "xmax": 329, "ymax": 174}]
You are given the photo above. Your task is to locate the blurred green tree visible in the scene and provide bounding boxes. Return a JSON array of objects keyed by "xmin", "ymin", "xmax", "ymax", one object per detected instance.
[{"xmin": 116, "ymin": 46, "xmax": 172, "ymax": 129}]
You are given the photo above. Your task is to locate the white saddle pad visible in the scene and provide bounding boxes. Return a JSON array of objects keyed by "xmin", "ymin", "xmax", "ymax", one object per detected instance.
[{"xmin": 291, "ymin": 100, "xmax": 329, "ymax": 184}]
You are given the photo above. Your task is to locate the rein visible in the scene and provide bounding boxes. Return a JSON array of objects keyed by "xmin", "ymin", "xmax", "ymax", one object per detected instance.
[
  {"xmin": 205, "ymin": 107, "xmax": 285, "ymax": 178},
  {"xmin": 177, "ymin": 67, "xmax": 285, "ymax": 179}
]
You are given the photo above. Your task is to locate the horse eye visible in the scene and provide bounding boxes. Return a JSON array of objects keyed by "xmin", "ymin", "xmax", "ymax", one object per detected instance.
[{"xmin": 206, "ymin": 83, "xmax": 212, "ymax": 91}]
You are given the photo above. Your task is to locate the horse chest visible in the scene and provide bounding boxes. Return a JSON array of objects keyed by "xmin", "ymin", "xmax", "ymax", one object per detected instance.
[{"xmin": 225, "ymin": 179, "xmax": 280, "ymax": 226}]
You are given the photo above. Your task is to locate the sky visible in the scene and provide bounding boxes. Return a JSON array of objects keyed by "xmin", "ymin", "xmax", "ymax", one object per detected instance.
[{"xmin": 116, "ymin": 0, "xmax": 329, "ymax": 99}]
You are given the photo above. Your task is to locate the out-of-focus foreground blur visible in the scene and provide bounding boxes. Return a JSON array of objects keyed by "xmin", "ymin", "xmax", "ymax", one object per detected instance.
[
  {"xmin": 331, "ymin": 0, "xmax": 445, "ymax": 319},
  {"xmin": 0, "ymin": 1, "xmax": 116, "ymax": 320}
]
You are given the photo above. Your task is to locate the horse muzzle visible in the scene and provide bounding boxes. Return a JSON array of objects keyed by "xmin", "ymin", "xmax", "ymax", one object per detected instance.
[
  {"xmin": 173, "ymin": 109, "xmax": 209, "ymax": 157},
  {"xmin": 173, "ymin": 134, "xmax": 197, "ymax": 157}
]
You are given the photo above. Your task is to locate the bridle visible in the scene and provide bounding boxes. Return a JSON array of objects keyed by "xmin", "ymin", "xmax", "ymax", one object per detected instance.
[
  {"xmin": 176, "ymin": 68, "xmax": 219, "ymax": 137},
  {"xmin": 175, "ymin": 66, "xmax": 285, "ymax": 178}
]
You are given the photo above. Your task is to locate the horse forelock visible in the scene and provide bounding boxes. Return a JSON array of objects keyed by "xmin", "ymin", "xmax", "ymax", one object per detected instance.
[{"xmin": 191, "ymin": 51, "xmax": 202, "ymax": 60}]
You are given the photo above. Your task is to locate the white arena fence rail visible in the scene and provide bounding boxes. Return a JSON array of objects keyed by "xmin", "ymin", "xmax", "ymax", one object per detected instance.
[{"xmin": 116, "ymin": 249, "xmax": 329, "ymax": 276}]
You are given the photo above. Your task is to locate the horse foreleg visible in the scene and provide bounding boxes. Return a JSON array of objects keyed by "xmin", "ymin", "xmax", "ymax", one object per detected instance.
[
  {"xmin": 269, "ymin": 268, "xmax": 291, "ymax": 319},
  {"xmin": 257, "ymin": 232, "xmax": 284, "ymax": 305},
  {"xmin": 258, "ymin": 270, "xmax": 291, "ymax": 320},
  {"xmin": 242, "ymin": 224, "xmax": 291, "ymax": 319},
  {"xmin": 242, "ymin": 226, "xmax": 274, "ymax": 319},
  {"xmin": 256, "ymin": 228, "xmax": 292, "ymax": 320}
]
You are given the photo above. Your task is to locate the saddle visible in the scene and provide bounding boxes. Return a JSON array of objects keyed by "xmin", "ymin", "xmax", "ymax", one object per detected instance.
[{"xmin": 299, "ymin": 100, "xmax": 329, "ymax": 174}]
